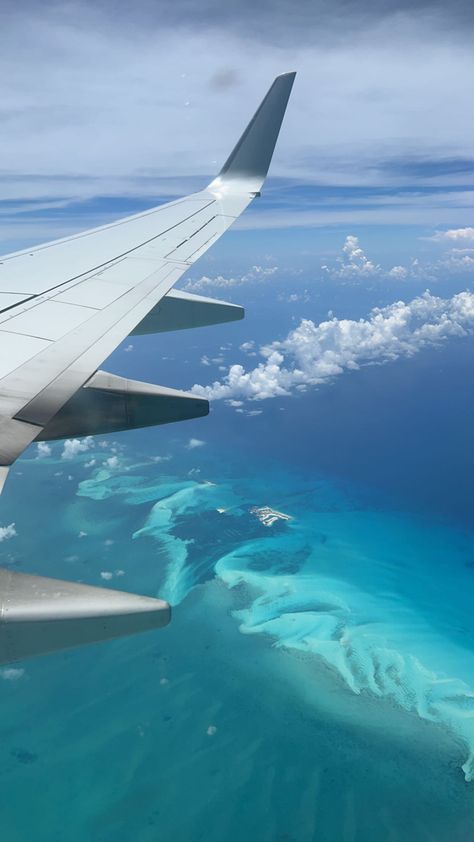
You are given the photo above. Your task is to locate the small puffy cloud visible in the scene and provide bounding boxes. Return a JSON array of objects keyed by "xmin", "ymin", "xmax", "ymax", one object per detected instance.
[
  {"xmin": 0, "ymin": 523, "xmax": 17, "ymax": 542},
  {"xmin": 36, "ymin": 442, "xmax": 52, "ymax": 459},
  {"xmin": 206, "ymin": 725, "xmax": 217, "ymax": 736},
  {"xmin": 0, "ymin": 668, "xmax": 25, "ymax": 681},
  {"xmin": 150, "ymin": 455, "xmax": 172, "ymax": 463},
  {"xmin": 323, "ymin": 235, "xmax": 381, "ymax": 279},
  {"xmin": 104, "ymin": 455, "xmax": 119, "ymax": 469},
  {"xmin": 101, "ymin": 569, "xmax": 124, "ymax": 581},
  {"xmin": 78, "ymin": 531, "xmax": 87, "ymax": 538},
  {"xmin": 61, "ymin": 437, "xmax": 94, "ymax": 460},
  {"xmin": 192, "ymin": 291, "xmax": 474, "ymax": 403},
  {"xmin": 84, "ymin": 458, "xmax": 96, "ymax": 468},
  {"xmin": 123, "ymin": 344, "xmax": 134, "ymax": 352},
  {"xmin": 322, "ymin": 235, "xmax": 423, "ymax": 281},
  {"xmin": 185, "ymin": 265, "xmax": 277, "ymax": 292},
  {"xmin": 186, "ymin": 438, "xmax": 206, "ymax": 449},
  {"xmin": 388, "ymin": 265, "xmax": 409, "ymax": 279},
  {"xmin": 240, "ymin": 341, "xmax": 255, "ymax": 352},
  {"xmin": 431, "ymin": 227, "xmax": 474, "ymax": 242}
]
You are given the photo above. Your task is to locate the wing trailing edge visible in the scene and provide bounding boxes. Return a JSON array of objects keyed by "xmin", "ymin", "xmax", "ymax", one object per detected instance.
[
  {"xmin": 0, "ymin": 568, "xmax": 170, "ymax": 664},
  {"xmin": 37, "ymin": 371, "xmax": 209, "ymax": 441},
  {"xmin": 131, "ymin": 289, "xmax": 244, "ymax": 335}
]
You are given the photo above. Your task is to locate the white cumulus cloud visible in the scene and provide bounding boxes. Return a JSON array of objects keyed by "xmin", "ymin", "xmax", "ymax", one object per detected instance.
[
  {"xmin": 61, "ymin": 437, "xmax": 94, "ymax": 459},
  {"xmin": 191, "ymin": 291, "xmax": 474, "ymax": 403},
  {"xmin": 0, "ymin": 668, "xmax": 25, "ymax": 681},
  {"xmin": 186, "ymin": 438, "xmax": 206, "ymax": 449},
  {"xmin": 185, "ymin": 265, "xmax": 277, "ymax": 292},
  {"xmin": 0, "ymin": 523, "xmax": 17, "ymax": 542},
  {"xmin": 432, "ymin": 228, "xmax": 474, "ymax": 242},
  {"xmin": 36, "ymin": 442, "xmax": 52, "ymax": 459},
  {"xmin": 104, "ymin": 455, "xmax": 119, "ymax": 469}
]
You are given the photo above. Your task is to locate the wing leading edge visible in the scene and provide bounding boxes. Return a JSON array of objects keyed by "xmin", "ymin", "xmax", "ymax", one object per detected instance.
[{"xmin": 0, "ymin": 72, "xmax": 295, "ymax": 663}]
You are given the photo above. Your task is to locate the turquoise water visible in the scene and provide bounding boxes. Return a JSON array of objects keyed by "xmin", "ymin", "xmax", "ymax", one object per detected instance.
[{"xmin": 0, "ymin": 441, "xmax": 473, "ymax": 840}]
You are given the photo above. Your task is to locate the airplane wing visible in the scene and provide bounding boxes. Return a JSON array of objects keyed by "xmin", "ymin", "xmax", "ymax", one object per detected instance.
[{"xmin": 0, "ymin": 72, "xmax": 295, "ymax": 663}]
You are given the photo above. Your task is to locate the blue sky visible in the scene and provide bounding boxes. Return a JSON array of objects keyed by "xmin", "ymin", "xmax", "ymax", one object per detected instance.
[
  {"xmin": 0, "ymin": 0, "xmax": 473, "ymax": 415},
  {"xmin": 1, "ymin": 0, "xmax": 474, "ymax": 253}
]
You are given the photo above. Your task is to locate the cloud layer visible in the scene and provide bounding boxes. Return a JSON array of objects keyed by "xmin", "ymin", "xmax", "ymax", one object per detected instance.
[
  {"xmin": 1, "ymin": 2, "xmax": 474, "ymax": 208},
  {"xmin": 191, "ymin": 291, "xmax": 474, "ymax": 402}
]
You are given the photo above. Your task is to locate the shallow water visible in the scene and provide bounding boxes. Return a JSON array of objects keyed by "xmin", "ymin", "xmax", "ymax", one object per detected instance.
[
  {"xmin": 0, "ymin": 442, "xmax": 474, "ymax": 842},
  {"xmin": 0, "ymin": 379, "xmax": 473, "ymax": 839}
]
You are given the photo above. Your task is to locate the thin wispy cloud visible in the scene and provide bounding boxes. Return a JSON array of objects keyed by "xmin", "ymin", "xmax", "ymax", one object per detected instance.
[{"xmin": 0, "ymin": 2, "xmax": 473, "ymax": 214}]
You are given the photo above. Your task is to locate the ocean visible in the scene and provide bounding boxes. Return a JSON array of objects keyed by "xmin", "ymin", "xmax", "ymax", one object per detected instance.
[{"xmin": 0, "ymin": 301, "xmax": 472, "ymax": 840}]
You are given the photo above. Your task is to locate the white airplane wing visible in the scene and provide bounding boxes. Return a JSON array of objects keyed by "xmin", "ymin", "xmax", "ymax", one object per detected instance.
[
  {"xmin": 0, "ymin": 72, "xmax": 295, "ymax": 490},
  {"xmin": 0, "ymin": 72, "xmax": 295, "ymax": 663}
]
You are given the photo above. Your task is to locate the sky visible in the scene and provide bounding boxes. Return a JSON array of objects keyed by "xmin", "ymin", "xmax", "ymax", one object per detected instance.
[
  {"xmin": 0, "ymin": 0, "xmax": 473, "ymax": 412},
  {"xmin": 1, "ymin": 0, "xmax": 474, "ymax": 242}
]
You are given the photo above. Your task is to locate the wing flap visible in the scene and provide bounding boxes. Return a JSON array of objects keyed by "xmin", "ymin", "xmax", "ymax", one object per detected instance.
[
  {"xmin": 38, "ymin": 370, "xmax": 209, "ymax": 440},
  {"xmin": 132, "ymin": 289, "xmax": 244, "ymax": 335},
  {"xmin": 0, "ymin": 568, "xmax": 170, "ymax": 665}
]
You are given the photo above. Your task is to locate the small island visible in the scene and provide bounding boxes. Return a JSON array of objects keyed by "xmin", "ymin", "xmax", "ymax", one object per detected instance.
[{"xmin": 250, "ymin": 506, "xmax": 292, "ymax": 527}]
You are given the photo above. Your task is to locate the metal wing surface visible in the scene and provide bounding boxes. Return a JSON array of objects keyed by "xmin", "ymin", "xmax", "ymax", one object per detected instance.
[
  {"xmin": 0, "ymin": 72, "xmax": 295, "ymax": 663},
  {"xmin": 0, "ymin": 72, "xmax": 295, "ymax": 489}
]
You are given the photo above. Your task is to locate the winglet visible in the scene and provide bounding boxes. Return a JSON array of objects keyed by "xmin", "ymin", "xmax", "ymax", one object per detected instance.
[{"xmin": 209, "ymin": 72, "xmax": 296, "ymax": 195}]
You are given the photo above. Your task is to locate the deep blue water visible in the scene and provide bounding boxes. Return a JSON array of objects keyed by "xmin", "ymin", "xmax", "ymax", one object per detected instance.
[{"xmin": 0, "ymin": 281, "xmax": 472, "ymax": 840}]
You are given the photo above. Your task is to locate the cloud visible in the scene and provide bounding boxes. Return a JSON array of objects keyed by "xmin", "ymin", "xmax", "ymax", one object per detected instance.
[
  {"xmin": 0, "ymin": 668, "xmax": 25, "ymax": 681},
  {"xmin": 341, "ymin": 235, "xmax": 380, "ymax": 276},
  {"xmin": 322, "ymin": 233, "xmax": 474, "ymax": 283},
  {"xmin": 191, "ymin": 290, "xmax": 474, "ymax": 402},
  {"xmin": 388, "ymin": 265, "xmax": 409, "ymax": 279},
  {"xmin": 104, "ymin": 455, "xmax": 119, "ymax": 469},
  {"xmin": 100, "ymin": 569, "xmax": 125, "ymax": 581},
  {"xmin": 1, "ymin": 4, "xmax": 474, "ymax": 253},
  {"xmin": 184, "ymin": 266, "xmax": 277, "ymax": 292},
  {"xmin": 0, "ymin": 523, "xmax": 17, "ymax": 542},
  {"xmin": 150, "ymin": 455, "xmax": 172, "ymax": 463},
  {"xmin": 186, "ymin": 438, "xmax": 206, "ymax": 449},
  {"xmin": 61, "ymin": 437, "xmax": 94, "ymax": 459},
  {"xmin": 322, "ymin": 235, "xmax": 382, "ymax": 280},
  {"xmin": 36, "ymin": 441, "xmax": 52, "ymax": 458},
  {"xmin": 431, "ymin": 227, "xmax": 474, "ymax": 242}
]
